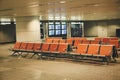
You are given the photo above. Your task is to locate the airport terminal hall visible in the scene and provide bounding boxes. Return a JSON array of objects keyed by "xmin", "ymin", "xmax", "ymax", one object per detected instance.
[{"xmin": 0, "ymin": 0, "xmax": 120, "ymax": 80}]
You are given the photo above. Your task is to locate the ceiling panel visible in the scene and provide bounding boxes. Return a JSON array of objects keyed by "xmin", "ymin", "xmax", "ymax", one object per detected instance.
[{"xmin": 0, "ymin": 0, "xmax": 120, "ymax": 20}]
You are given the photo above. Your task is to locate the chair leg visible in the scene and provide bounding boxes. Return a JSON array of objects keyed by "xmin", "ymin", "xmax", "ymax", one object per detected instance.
[
  {"xmin": 103, "ymin": 57, "xmax": 111, "ymax": 65},
  {"xmin": 18, "ymin": 52, "xmax": 23, "ymax": 56},
  {"xmin": 23, "ymin": 52, "xmax": 29, "ymax": 57},
  {"xmin": 11, "ymin": 51, "xmax": 19, "ymax": 56},
  {"xmin": 30, "ymin": 53, "xmax": 36, "ymax": 58},
  {"xmin": 11, "ymin": 52, "xmax": 16, "ymax": 56},
  {"xmin": 37, "ymin": 53, "xmax": 42, "ymax": 59}
]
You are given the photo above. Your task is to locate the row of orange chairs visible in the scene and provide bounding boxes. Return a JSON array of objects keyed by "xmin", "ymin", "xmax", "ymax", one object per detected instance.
[
  {"xmin": 9, "ymin": 42, "xmax": 69, "ymax": 58},
  {"xmin": 71, "ymin": 44, "xmax": 113, "ymax": 56},
  {"xmin": 70, "ymin": 44, "xmax": 118, "ymax": 64},
  {"xmin": 95, "ymin": 37, "xmax": 118, "ymax": 41},
  {"xmin": 95, "ymin": 37, "xmax": 119, "ymax": 44},
  {"xmin": 46, "ymin": 38, "xmax": 119, "ymax": 48},
  {"xmin": 74, "ymin": 40, "xmax": 120, "ymax": 48},
  {"xmin": 9, "ymin": 42, "xmax": 118, "ymax": 64},
  {"xmin": 46, "ymin": 38, "xmax": 100, "ymax": 45}
]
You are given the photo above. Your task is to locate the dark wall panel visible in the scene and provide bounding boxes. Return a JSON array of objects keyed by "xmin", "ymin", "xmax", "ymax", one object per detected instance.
[{"xmin": 0, "ymin": 24, "xmax": 16, "ymax": 43}]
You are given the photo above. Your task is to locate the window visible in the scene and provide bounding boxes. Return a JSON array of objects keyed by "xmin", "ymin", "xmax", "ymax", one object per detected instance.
[
  {"xmin": 48, "ymin": 21, "xmax": 67, "ymax": 37},
  {"xmin": 71, "ymin": 22, "xmax": 83, "ymax": 37}
]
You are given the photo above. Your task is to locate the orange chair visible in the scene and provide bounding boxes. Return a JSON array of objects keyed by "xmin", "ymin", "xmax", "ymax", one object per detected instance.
[
  {"xmin": 73, "ymin": 39, "xmax": 82, "ymax": 47},
  {"xmin": 49, "ymin": 43, "xmax": 59, "ymax": 52},
  {"xmin": 110, "ymin": 37, "xmax": 118, "ymax": 40},
  {"xmin": 31, "ymin": 43, "xmax": 42, "ymax": 58},
  {"xmin": 19, "ymin": 42, "xmax": 28, "ymax": 50},
  {"xmin": 101, "ymin": 38, "xmax": 110, "ymax": 44},
  {"xmin": 82, "ymin": 40, "xmax": 91, "ymax": 44},
  {"xmin": 12, "ymin": 42, "xmax": 21, "ymax": 50},
  {"xmin": 59, "ymin": 39, "xmax": 66, "ymax": 43},
  {"xmin": 46, "ymin": 38, "xmax": 53, "ymax": 43},
  {"xmin": 94, "ymin": 37, "xmax": 102, "ymax": 41},
  {"xmin": 96, "ymin": 45, "xmax": 113, "ymax": 64},
  {"xmin": 31, "ymin": 43, "xmax": 50, "ymax": 58},
  {"xmin": 87, "ymin": 44, "xmax": 100, "ymax": 56},
  {"xmin": 26, "ymin": 43, "xmax": 34, "ymax": 51},
  {"xmin": 66, "ymin": 38, "xmax": 74, "ymax": 45},
  {"xmin": 18, "ymin": 42, "xmax": 28, "ymax": 56},
  {"xmin": 57, "ymin": 43, "xmax": 68, "ymax": 53},
  {"xmin": 9, "ymin": 42, "xmax": 21, "ymax": 55},
  {"xmin": 98, "ymin": 45, "xmax": 113, "ymax": 57},
  {"xmin": 20, "ymin": 43, "xmax": 34, "ymax": 57},
  {"xmin": 90, "ymin": 40, "xmax": 100, "ymax": 44},
  {"xmin": 41, "ymin": 43, "xmax": 50, "ymax": 52},
  {"xmin": 72, "ymin": 44, "xmax": 88, "ymax": 55},
  {"xmin": 109, "ymin": 40, "xmax": 119, "ymax": 48},
  {"xmin": 33, "ymin": 43, "xmax": 42, "ymax": 51},
  {"xmin": 52, "ymin": 39, "xmax": 60, "ymax": 43}
]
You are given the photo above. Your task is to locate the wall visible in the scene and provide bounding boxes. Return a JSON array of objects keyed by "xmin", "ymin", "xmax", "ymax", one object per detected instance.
[
  {"xmin": 84, "ymin": 21, "xmax": 98, "ymax": 37},
  {"xmin": 84, "ymin": 19, "xmax": 120, "ymax": 37}
]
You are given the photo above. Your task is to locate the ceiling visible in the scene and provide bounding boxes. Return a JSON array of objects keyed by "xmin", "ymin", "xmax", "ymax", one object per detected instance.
[{"xmin": 0, "ymin": 0, "xmax": 120, "ymax": 20}]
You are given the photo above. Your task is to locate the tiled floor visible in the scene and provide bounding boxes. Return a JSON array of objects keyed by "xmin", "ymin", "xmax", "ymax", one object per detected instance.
[{"xmin": 0, "ymin": 44, "xmax": 120, "ymax": 80}]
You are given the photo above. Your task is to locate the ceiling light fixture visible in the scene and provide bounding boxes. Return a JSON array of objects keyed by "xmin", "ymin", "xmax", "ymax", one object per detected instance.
[
  {"xmin": 93, "ymin": 4, "xmax": 99, "ymax": 6},
  {"xmin": 60, "ymin": 1, "xmax": 66, "ymax": 4},
  {"xmin": 28, "ymin": 4, "xmax": 39, "ymax": 7}
]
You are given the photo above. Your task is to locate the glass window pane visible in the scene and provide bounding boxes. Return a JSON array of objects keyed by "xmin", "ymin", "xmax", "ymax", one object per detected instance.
[
  {"xmin": 62, "ymin": 30, "xmax": 67, "ymax": 34},
  {"xmin": 62, "ymin": 25, "xmax": 66, "ymax": 29},
  {"xmin": 49, "ymin": 25, "xmax": 54, "ymax": 29},
  {"xmin": 55, "ymin": 25, "xmax": 61, "ymax": 29},
  {"xmin": 56, "ymin": 30, "xmax": 61, "ymax": 35},
  {"xmin": 49, "ymin": 30, "xmax": 54, "ymax": 35}
]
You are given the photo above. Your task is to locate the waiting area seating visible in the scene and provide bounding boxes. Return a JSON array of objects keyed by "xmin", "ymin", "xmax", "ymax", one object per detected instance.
[{"xmin": 9, "ymin": 39, "xmax": 119, "ymax": 65}]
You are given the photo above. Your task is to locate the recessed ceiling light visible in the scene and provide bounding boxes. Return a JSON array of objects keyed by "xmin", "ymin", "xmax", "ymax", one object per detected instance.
[
  {"xmin": 93, "ymin": 4, "xmax": 99, "ymax": 6},
  {"xmin": 60, "ymin": 1, "xmax": 66, "ymax": 4},
  {"xmin": 28, "ymin": 4, "xmax": 39, "ymax": 7}
]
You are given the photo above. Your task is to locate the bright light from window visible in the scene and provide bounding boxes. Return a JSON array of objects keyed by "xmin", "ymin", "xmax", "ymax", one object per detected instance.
[{"xmin": 0, "ymin": 18, "xmax": 11, "ymax": 21}]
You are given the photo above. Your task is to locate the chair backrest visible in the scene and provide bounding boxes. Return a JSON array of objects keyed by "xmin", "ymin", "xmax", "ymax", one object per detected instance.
[
  {"xmin": 99, "ymin": 45, "xmax": 113, "ymax": 56},
  {"xmin": 90, "ymin": 40, "xmax": 100, "ymax": 44},
  {"xmin": 82, "ymin": 40, "xmax": 91, "ymax": 44},
  {"xmin": 33, "ymin": 43, "xmax": 42, "ymax": 50},
  {"xmin": 74, "ymin": 40, "xmax": 82, "ymax": 46},
  {"xmin": 49, "ymin": 43, "xmax": 59, "ymax": 52},
  {"xmin": 66, "ymin": 38, "xmax": 74, "ymax": 45},
  {"xmin": 57, "ymin": 43, "xmax": 68, "ymax": 53},
  {"xmin": 41, "ymin": 43, "xmax": 50, "ymax": 51},
  {"xmin": 87, "ymin": 44, "xmax": 100, "ymax": 55},
  {"xmin": 46, "ymin": 38, "xmax": 53, "ymax": 43},
  {"xmin": 19, "ymin": 42, "xmax": 27, "ymax": 50},
  {"xmin": 26, "ymin": 43, "xmax": 34, "ymax": 50},
  {"xmin": 110, "ymin": 37, "xmax": 118, "ymax": 40},
  {"xmin": 13, "ymin": 42, "xmax": 21, "ymax": 49},
  {"xmin": 101, "ymin": 38, "xmax": 110, "ymax": 44},
  {"xmin": 59, "ymin": 39, "xmax": 66, "ymax": 43},
  {"xmin": 52, "ymin": 39, "xmax": 60, "ymax": 43},
  {"xmin": 94, "ymin": 37, "xmax": 102, "ymax": 41},
  {"xmin": 76, "ymin": 44, "xmax": 88, "ymax": 54},
  {"xmin": 109, "ymin": 40, "xmax": 119, "ymax": 48}
]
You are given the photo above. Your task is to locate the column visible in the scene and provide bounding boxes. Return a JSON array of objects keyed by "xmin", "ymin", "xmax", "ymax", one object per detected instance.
[
  {"xmin": 67, "ymin": 22, "xmax": 71, "ymax": 38},
  {"xmin": 16, "ymin": 16, "xmax": 41, "ymax": 42}
]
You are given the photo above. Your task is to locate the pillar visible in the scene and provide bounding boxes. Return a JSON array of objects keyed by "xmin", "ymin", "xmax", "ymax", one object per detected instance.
[
  {"xmin": 16, "ymin": 16, "xmax": 41, "ymax": 42},
  {"xmin": 67, "ymin": 22, "xmax": 71, "ymax": 38}
]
